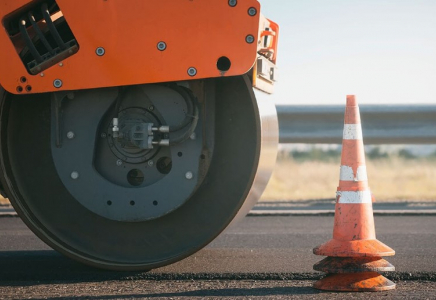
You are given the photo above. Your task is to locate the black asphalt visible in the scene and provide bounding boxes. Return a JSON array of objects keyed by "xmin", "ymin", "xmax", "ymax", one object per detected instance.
[{"xmin": 1, "ymin": 215, "xmax": 435, "ymax": 299}]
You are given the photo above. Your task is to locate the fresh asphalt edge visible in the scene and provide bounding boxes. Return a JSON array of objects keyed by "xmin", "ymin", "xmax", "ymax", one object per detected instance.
[
  {"xmin": 3, "ymin": 209, "xmax": 436, "ymax": 218},
  {"xmin": 248, "ymin": 210, "xmax": 436, "ymax": 216},
  {"xmin": 0, "ymin": 272, "xmax": 434, "ymax": 284}
]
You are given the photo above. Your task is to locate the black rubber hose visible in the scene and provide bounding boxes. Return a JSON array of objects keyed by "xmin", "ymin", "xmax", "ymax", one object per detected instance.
[
  {"xmin": 27, "ymin": 11, "xmax": 55, "ymax": 56},
  {"xmin": 19, "ymin": 18, "xmax": 43, "ymax": 63},
  {"xmin": 168, "ymin": 85, "xmax": 194, "ymax": 132},
  {"xmin": 41, "ymin": 3, "xmax": 67, "ymax": 50},
  {"xmin": 113, "ymin": 87, "xmax": 127, "ymax": 118},
  {"xmin": 169, "ymin": 103, "xmax": 199, "ymax": 146}
]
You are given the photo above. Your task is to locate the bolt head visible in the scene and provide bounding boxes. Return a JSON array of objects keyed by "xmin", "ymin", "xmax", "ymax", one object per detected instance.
[
  {"xmin": 246, "ymin": 35, "xmax": 255, "ymax": 44},
  {"xmin": 148, "ymin": 160, "xmax": 154, "ymax": 166},
  {"xmin": 248, "ymin": 7, "xmax": 257, "ymax": 16},
  {"xmin": 187, "ymin": 67, "xmax": 197, "ymax": 77},
  {"xmin": 190, "ymin": 132, "xmax": 196, "ymax": 140},
  {"xmin": 40, "ymin": 73, "xmax": 44, "ymax": 77},
  {"xmin": 66, "ymin": 131, "xmax": 75, "ymax": 139},
  {"xmin": 59, "ymin": 62, "xmax": 64, "ymax": 67},
  {"xmin": 228, "ymin": 0, "xmax": 237, "ymax": 7},
  {"xmin": 157, "ymin": 42, "xmax": 167, "ymax": 51},
  {"xmin": 96, "ymin": 47, "xmax": 105, "ymax": 56},
  {"xmin": 148, "ymin": 105, "xmax": 154, "ymax": 111},
  {"xmin": 53, "ymin": 79, "xmax": 63, "ymax": 88},
  {"xmin": 70, "ymin": 171, "xmax": 79, "ymax": 180},
  {"xmin": 116, "ymin": 159, "xmax": 122, "ymax": 166},
  {"xmin": 185, "ymin": 172, "xmax": 193, "ymax": 180}
]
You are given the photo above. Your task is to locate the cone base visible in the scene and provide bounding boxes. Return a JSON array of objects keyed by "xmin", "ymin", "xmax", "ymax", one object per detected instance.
[
  {"xmin": 314, "ymin": 272, "xmax": 396, "ymax": 292},
  {"xmin": 313, "ymin": 238, "xmax": 395, "ymax": 257},
  {"xmin": 314, "ymin": 256, "xmax": 395, "ymax": 273}
]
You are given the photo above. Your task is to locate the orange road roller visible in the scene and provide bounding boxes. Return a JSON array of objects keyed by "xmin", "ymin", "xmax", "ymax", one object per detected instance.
[{"xmin": 0, "ymin": 0, "xmax": 279, "ymax": 270}]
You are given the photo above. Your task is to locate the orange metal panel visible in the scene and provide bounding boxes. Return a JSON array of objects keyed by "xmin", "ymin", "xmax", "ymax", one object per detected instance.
[{"xmin": 0, "ymin": 0, "xmax": 261, "ymax": 94}]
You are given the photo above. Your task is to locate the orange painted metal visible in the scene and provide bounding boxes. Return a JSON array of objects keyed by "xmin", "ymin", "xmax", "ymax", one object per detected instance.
[
  {"xmin": 314, "ymin": 273, "xmax": 396, "ymax": 292},
  {"xmin": 0, "ymin": 0, "xmax": 262, "ymax": 94},
  {"xmin": 258, "ymin": 18, "xmax": 279, "ymax": 64},
  {"xmin": 312, "ymin": 95, "xmax": 395, "ymax": 292}
]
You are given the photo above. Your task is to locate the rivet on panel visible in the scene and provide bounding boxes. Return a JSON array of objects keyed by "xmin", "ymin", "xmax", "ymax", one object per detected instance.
[
  {"xmin": 187, "ymin": 67, "xmax": 197, "ymax": 77},
  {"xmin": 157, "ymin": 41, "xmax": 167, "ymax": 51},
  {"xmin": 246, "ymin": 35, "xmax": 255, "ymax": 44},
  {"xmin": 96, "ymin": 47, "xmax": 105, "ymax": 56},
  {"xmin": 53, "ymin": 79, "xmax": 63, "ymax": 88},
  {"xmin": 248, "ymin": 7, "xmax": 257, "ymax": 16}
]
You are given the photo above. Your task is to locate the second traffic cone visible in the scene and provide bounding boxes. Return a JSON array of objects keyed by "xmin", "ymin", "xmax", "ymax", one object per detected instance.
[{"xmin": 312, "ymin": 95, "xmax": 396, "ymax": 292}]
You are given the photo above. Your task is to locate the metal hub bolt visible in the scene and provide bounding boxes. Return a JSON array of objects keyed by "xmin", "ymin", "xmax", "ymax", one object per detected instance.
[
  {"xmin": 187, "ymin": 67, "xmax": 197, "ymax": 77},
  {"xmin": 67, "ymin": 131, "xmax": 75, "ymax": 139},
  {"xmin": 70, "ymin": 171, "xmax": 79, "ymax": 180},
  {"xmin": 148, "ymin": 160, "xmax": 154, "ymax": 167},
  {"xmin": 116, "ymin": 159, "xmax": 122, "ymax": 166},
  {"xmin": 157, "ymin": 42, "xmax": 167, "ymax": 51},
  {"xmin": 185, "ymin": 172, "xmax": 193, "ymax": 180}
]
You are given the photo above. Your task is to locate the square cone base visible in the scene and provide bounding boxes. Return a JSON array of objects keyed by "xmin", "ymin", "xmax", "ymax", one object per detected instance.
[{"xmin": 313, "ymin": 272, "xmax": 396, "ymax": 292}]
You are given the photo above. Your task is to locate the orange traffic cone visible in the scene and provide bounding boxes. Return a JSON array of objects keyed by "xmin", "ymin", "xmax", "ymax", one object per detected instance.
[{"xmin": 312, "ymin": 95, "xmax": 396, "ymax": 292}]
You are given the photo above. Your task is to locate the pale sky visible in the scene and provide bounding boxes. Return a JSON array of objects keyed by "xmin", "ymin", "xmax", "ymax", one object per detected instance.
[{"xmin": 256, "ymin": 0, "xmax": 436, "ymax": 104}]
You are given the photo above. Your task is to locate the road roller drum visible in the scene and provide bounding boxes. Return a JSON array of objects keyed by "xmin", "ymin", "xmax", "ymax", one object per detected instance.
[{"xmin": 0, "ymin": 0, "xmax": 279, "ymax": 270}]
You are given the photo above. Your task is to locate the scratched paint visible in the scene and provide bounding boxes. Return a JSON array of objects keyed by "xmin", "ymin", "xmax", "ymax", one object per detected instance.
[
  {"xmin": 336, "ymin": 190, "xmax": 372, "ymax": 204},
  {"xmin": 339, "ymin": 165, "xmax": 368, "ymax": 181},
  {"xmin": 313, "ymin": 256, "xmax": 395, "ymax": 273}
]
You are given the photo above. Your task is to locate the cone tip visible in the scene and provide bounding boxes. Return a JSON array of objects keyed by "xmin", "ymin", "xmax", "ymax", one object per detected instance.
[{"xmin": 346, "ymin": 95, "xmax": 357, "ymax": 106}]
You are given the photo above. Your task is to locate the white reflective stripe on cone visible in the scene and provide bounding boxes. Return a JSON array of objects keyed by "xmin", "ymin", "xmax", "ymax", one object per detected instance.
[
  {"xmin": 343, "ymin": 124, "xmax": 363, "ymax": 140},
  {"xmin": 339, "ymin": 165, "xmax": 368, "ymax": 181},
  {"xmin": 337, "ymin": 190, "xmax": 372, "ymax": 203}
]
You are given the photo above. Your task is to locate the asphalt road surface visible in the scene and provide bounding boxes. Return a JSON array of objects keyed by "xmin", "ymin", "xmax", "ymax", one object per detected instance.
[{"xmin": 1, "ymin": 215, "xmax": 435, "ymax": 299}]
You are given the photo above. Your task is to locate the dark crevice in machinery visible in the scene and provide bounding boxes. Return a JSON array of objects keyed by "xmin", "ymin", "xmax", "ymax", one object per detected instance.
[
  {"xmin": 156, "ymin": 157, "xmax": 172, "ymax": 175},
  {"xmin": 4, "ymin": 0, "xmax": 79, "ymax": 75},
  {"xmin": 126, "ymin": 169, "xmax": 144, "ymax": 186},
  {"xmin": 217, "ymin": 56, "xmax": 232, "ymax": 72}
]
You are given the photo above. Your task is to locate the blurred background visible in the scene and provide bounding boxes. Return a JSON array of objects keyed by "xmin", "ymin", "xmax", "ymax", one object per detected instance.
[
  {"xmin": 257, "ymin": 0, "xmax": 436, "ymax": 202},
  {"xmin": 1, "ymin": 1, "xmax": 435, "ymax": 206},
  {"xmin": 261, "ymin": 144, "xmax": 436, "ymax": 202}
]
